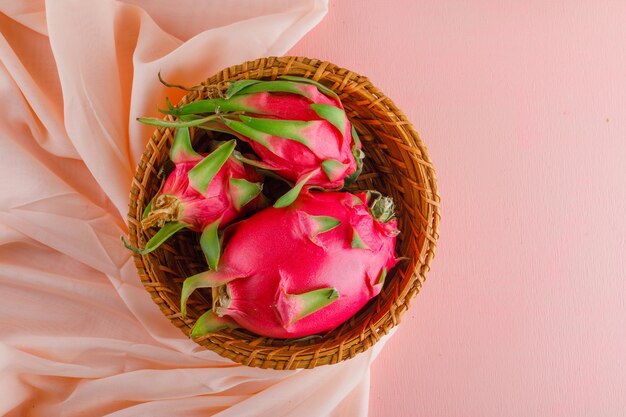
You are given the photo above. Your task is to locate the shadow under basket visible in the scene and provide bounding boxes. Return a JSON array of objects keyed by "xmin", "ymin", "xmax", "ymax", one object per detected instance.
[{"xmin": 127, "ymin": 56, "xmax": 440, "ymax": 370}]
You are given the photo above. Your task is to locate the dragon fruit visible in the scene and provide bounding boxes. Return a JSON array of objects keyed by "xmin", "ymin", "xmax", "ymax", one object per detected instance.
[
  {"xmin": 150, "ymin": 76, "xmax": 364, "ymax": 208},
  {"xmin": 124, "ymin": 128, "xmax": 263, "ymax": 270},
  {"xmin": 180, "ymin": 189, "xmax": 399, "ymax": 339}
]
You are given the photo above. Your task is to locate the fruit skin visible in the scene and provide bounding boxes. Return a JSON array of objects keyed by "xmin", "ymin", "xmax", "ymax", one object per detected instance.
[
  {"xmin": 123, "ymin": 130, "xmax": 263, "ymax": 268},
  {"xmin": 182, "ymin": 190, "xmax": 399, "ymax": 339},
  {"xmin": 146, "ymin": 151, "xmax": 261, "ymax": 233},
  {"xmin": 164, "ymin": 77, "xmax": 364, "ymax": 194}
]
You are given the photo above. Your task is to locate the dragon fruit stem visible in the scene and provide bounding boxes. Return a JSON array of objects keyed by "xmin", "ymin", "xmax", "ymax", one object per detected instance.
[
  {"xmin": 137, "ymin": 113, "xmax": 223, "ymax": 129},
  {"xmin": 164, "ymin": 97, "xmax": 261, "ymax": 117},
  {"xmin": 367, "ymin": 191, "xmax": 396, "ymax": 223},
  {"xmin": 158, "ymin": 71, "xmax": 201, "ymax": 92},
  {"xmin": 141, "ymin": 195, "xmax": 182, "ymax": 229}
]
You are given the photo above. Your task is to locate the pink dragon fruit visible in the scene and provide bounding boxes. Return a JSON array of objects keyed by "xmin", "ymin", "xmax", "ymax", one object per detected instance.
[
  {"xmin": 158, "ymin": 76, "xmax": 364, "ymax": 208},
  {"xmin": 124, "ymin": 128, "xmax": 263, "ymax": 270},
  {"xmin": 180, "ymin": 189, "xmax": 399, "ymax": 339}
]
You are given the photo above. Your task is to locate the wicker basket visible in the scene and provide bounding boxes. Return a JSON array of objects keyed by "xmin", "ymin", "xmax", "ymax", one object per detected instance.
[{"xmin": 127, "ymin": 56, "xmax": 440, "ymax": 369}]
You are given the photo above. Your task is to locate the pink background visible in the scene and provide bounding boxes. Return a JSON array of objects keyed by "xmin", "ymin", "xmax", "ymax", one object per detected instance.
[{"xmin": 291, "ymin": 1, "xmax": 626, "ymax": 416}]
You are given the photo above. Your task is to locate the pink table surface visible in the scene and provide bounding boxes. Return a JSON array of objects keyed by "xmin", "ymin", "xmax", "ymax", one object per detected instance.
[{"xmin": 291, "ymin": 1, "xmax": 626, "ymax": 416}]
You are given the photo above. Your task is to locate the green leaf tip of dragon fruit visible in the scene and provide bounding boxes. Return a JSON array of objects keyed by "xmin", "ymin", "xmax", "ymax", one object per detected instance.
[
  {"xmin": 305, "ymin": 214, "xmax": 342, "ymax": 238},
  {"xmin": 273, "ymin": 171, "xmax": 317, "ymax": 208},
  {"xmin": 348, "ymin": 193, "xmax": 365, "ymax": 206},
  {"xmin": 279, "ymin": 287, "xmax": 340, "ymax": 326},
  {"xmin": 377, "ymin": 267, "xmax": 388, "ymax": 286},
  {"xmin": 371, "ymin": 267, "xmax": 389, "ymax": 293},
  {"xmin": 286, "ymin": 334, "xmax": 324, "ymax": 343},
  {"xmin": 180, "ymin": 270, "xmax": 240, "ymax": 319},
  {"xmin": 233, "ymin": 152, "xmax": 279, "ymax": 171},
  {"xmin": 229, "ymin": 79, "xmax": 314, "ymax": 100},
  {"xmin": 351, "ymin": 126, "xmax": 362, "ymax": 146},
  {"xmin": 190, "ymin": 309, "xmax": 238, "ymax": 337},
  {"xmin": 200, "ymin": 219, "xmax": 221, "ymax": 271},
  {"xmin": 278, "ymin": 75, "xmax": 339, "ymax": 100},
  {"xmin": 229, "ymin": 177, "xmax": 263, "ymax": 210},
  {"xmin": 168, "ymin": 97, "xmax": 260, "ymax": 117},
  {"xmin": 136, "ymin": 113, "xmax": 223, "ymax": 129},
  {"xmin": 310, "ymin": 103, "xmax": 348, "ymax": 135},
  {"xmin": 221, "ymin": 118, "xmax": 272, "ymax": 148},
  {"xmin": 351, "ymin": 227, "xmax": 371, "ymax": 250},
  {"xmin": 187, "ymin": 139, "xmax": 236, "ymax": 195},
  {"xmin": 155, "ymin": 97, "xmax": 177, "ymax": 116},
  {"xmin": 170, "ymin": 127, "xmax": 201, "ymax": 163},
  {"xmin": 142, "ymin": 199, "xmax": 153, "ymax": 219},
  {"xmin": 120, "ymin": 235, "xmax": 135, "ymax": 252},
  {"xmin": 121, "ymin": 221, "xmax": 190, "ymax": 255},
  {"xmin": 238, "ymin": 115, "xmax": 313, "ymax": 149},
  {"xmin": 321, "ymin": 159, "xmax": 350, "ymax": 182},
  {"xmin": 225, "ymin": 79, "xmax": 264, "ymax": 99},
  {"xmin": 344, "ymin": 138, "xmax": 365, "ymax": 188}
]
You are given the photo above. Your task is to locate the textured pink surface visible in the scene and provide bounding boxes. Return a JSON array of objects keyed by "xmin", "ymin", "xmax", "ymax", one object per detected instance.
[{"xmin": 290, "ymin": 1, "xmax": 626, "ymax": 415}]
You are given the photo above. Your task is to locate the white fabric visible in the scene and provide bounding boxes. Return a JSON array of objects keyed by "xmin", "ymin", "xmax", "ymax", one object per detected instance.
[{"xmin": 0, "ymin": 1, "xmax": 388, "ymax": 415}]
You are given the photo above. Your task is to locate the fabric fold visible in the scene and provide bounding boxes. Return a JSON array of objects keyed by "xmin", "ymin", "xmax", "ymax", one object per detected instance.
[{"xmin": 0, "ymin": 1, "xmax": 387, "ymax": 416}]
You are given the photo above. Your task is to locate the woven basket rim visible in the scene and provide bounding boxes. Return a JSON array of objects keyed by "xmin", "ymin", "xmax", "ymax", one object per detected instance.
[{"xmin": 127, "ymin": 56, "xmax": 440, "ymax": 369}]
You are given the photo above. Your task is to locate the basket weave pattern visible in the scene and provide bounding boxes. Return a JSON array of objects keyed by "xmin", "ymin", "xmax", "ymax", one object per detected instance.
[{"xmin": 127, "ymin": 56, "xmax": 440, "ymax": 369}]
